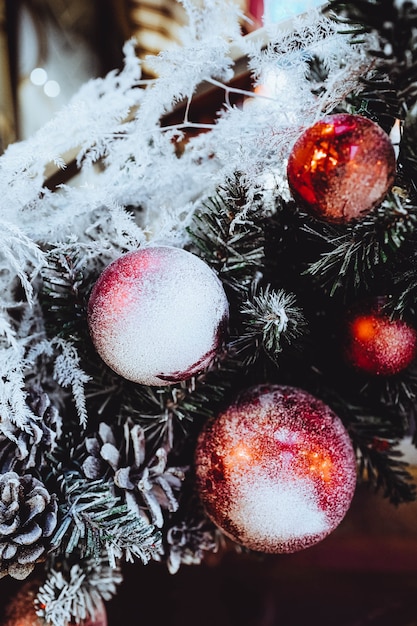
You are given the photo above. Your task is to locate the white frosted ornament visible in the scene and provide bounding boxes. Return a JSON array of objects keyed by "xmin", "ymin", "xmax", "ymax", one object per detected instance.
[
  {"xmin": 195, "ymin": 384, "xmax": 357, "ymax": 554},
  {"xmin": 88, "ymin": 246, "xmax": 229, "ymax": 386}
]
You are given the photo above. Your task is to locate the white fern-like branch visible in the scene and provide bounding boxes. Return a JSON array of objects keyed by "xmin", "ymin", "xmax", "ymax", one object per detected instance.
[
  {"xmin": 37, "ymin": 561, "xmax": 122, "ymax": 626},
  {"xmin": 27, "ymin": 338, "xmax": 91, "ymax": 427},
  {"xmin": 51, "ymin": 339, "xmax": 91, "ymax": 427},
  {"xmin": 0, "ymin": 0, "xmax": 375, "ymax": 449},
  {"xmin": 0, "ymin": 220, "xmax": 44, "ymax": 305},
  {"xmin": 0, "ymin": 344, "xmax": 36, "ymax": 430}
]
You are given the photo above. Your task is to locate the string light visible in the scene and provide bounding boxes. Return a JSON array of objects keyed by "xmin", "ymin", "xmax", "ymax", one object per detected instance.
[
  {"xmin": 29, "ymin": 68, "xmax": 61, "ymax": 98},
  {"xmin": 44, "ymin": 80, "xmax": 61, "ymax": 98},
  {"xmin": 30, "ymin": 67, "xmax": 47, "ymax": 86}
]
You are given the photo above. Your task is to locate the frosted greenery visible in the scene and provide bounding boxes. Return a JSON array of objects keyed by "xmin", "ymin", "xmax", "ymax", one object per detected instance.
[
  {"xmin": 0, "ymin": 0, "xmax": 371, "ymax": 446},
  {"xmin": 0, "ymin": 0, "xmax": 408, "ymax": 623}
]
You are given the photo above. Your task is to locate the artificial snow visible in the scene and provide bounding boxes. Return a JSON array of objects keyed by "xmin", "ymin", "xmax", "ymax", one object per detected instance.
[
  {"xmin": 228, "ymin": 470, "xmax": 329, "ymax": 551},
  {"xmin": 0, "ymin": 0, "xmax": 373, "ymax": 430},
  {"xmin": 195, "ymin": 384, "xmax": 357, "ymax": 553},
  {"xmin": 88, "ymin": 246, "xmax": 229, "ymax": 385}
]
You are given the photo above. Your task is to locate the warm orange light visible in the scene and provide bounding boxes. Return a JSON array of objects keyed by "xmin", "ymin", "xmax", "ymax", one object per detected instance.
[
  {"xmin": 225, "ymin": 442, "xmax": 253, "ymax": 468},
  {"xmin": 352, "ymin": 315, "xmax": 377, "ymax": 342},
  {"xmin": 310, "ymin": 144, "xmax": 338, "ymax": 173},
  {"xmin": 301, "ymin": 448, "xmax": 333, "ymax": 482},
  {"xmin": 254, "ymin": 84, "xmax": 268, "ymax": 96}
]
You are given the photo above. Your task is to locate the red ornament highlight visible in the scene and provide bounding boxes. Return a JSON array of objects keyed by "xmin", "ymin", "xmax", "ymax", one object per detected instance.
[
  {"xmin": 344, "ymin": 304, "xmax": 417, "ymax": 376},
  {"xmin": 194, "ymin": 385, "xmax": 356, "ymax": 554},
  {"xmin": 88, "ymin": 246, "xmax": 229, "ymax": 386},
  {"xmin": 287, "ymin": 113, "xmax": 396, "ymax": 222}
]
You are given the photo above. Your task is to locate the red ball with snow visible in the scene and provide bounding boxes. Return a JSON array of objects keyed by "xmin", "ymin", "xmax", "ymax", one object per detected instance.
[
  {"xmin": 344, "ymin": 303, "xmax": 417, "ymax": 376},
  {"xmin": 194, "ymin": 384, "xmax": 357, "ymax": 554},
  {"xmin": 88, "ymin": 246, "xmax": 229, "ymax": 386},
  {"xmin": 287, "ymin": 113, "xmax": 396, "ymax": 222}
]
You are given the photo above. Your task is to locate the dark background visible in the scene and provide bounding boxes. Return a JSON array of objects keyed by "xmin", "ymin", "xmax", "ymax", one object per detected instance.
[
  {"xmin": 2, "ymin": 480, "xmax": 417, "ymax": 626},
  {"xmin": 108, "ymin": 480, "xmax": 417, "ymax": 626}
]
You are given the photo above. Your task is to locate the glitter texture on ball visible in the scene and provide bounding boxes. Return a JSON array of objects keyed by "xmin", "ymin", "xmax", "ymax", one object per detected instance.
[
  {"xmin": 88, "ymin": 246, "xmax": 229, "ymax": 386},
  {"xmin": 344, "ymin": 302, "xmax": 417, "ymax": 376},
  {"xmin": 287, "ymin": 113, "xmax": 396, "ymax": 222},
  {"xmin": 194, "ymin": 384, "xmax": 357, "ymax": 554}
]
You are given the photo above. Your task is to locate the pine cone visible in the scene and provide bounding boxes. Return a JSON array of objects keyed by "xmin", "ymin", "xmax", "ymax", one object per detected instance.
[
  {"xmin": 164, "ymin": 516, "xmax": 219, "ymax": 574},
  {"xmin": 0, "ymin": 385, "xmax": 62, "ymax": 473},
  {"xmin": 82, "ymin": 419, "xmax": 186, "ymax": 527},
  {"xmin": 0, "ymin": 472, "xmax": 58, "ymax": 579},
  {"xmin": 161, "ymin": 490, "xmax": 219, "ymax": 574}
]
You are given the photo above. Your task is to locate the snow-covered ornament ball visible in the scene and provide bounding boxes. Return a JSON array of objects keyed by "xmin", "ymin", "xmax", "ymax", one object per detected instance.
[
  {"xmin": 88, "ymin": 246, "xmax": 229, "ymax": 385},
  {"xmin": 287, "ymin": 113, "xmax": 396, "ymax": 222},
  {"xmin": 344, "ymin": 300, "xmax": 417, "ymax": 376},
  {"xmin": 194, "ymin": 385, "xmax": 357, "ymax": 554}
]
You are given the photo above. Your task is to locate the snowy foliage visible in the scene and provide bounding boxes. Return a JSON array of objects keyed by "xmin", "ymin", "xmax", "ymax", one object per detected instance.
[
  {"xmin": 0, "ymin": 0, "xmax": 383, "ymax": 622},
  {"xmin": 236, "ymin": 286, "xmax": 307, "ymax": 363},
  {"xmin": 0, "ymin": 0, "xmax": 372, "ymax": 432},
  {"xmin": 37, "ymin": 558, "xmax": 123, "ymax": 626}
]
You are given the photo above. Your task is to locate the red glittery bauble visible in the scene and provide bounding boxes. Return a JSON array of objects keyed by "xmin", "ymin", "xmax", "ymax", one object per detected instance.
[
  {"xmin": 194, "ymin": 385, "xmax": 357, "ymax": 554},
  {"xmin": 88, "ymin": 246, "xmax": 229, "ymax": 386},
  {"xmin": 344, "ymin": 302, "xmax": 417, "ymax": 376},
  {"xmin": 287, "ymin": 113, "xmax": 396, "ymax": 222}
]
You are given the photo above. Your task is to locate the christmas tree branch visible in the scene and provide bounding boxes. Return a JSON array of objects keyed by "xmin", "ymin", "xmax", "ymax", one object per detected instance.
[
  {"xmin": 187, "ymin": 176, "xmax": 266, "ymax": 295},
  {"xmin": 50, "ymin": 474, "xmax": 162, "ymax": 567},
  {"xmin": 229, "ymin": 285, "xmax": 306, "ymax": 366},
  {"xmin": 350, "ymin": 419, "xmax": 416, "ymax": 504},
  {"xmin": 304, "ymin": 191, "xmax": 417, "ymax": 299},
  {"xmin": 37, "ymin": 555, "xmax": 123, "ymax": 626},
  {"xmin": 125, "ymin": 372, "xmax": 234, "ymax": 452},
  {"xmin": 325, "ymin": 0, "xmax": 417, "ymax": 121}
]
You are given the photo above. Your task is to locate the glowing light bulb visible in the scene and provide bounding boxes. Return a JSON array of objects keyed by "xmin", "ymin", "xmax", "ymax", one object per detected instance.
[
  {"xmin": 30, "ymin": 67, "xmax": 47, "ymax": 86},
  {"xmin": 44, "ymin": 80, "xmax": 61, "ymax": 98}
]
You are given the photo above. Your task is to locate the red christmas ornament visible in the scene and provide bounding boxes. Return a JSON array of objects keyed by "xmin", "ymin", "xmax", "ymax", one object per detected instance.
[
  {"xmin": 287, "ymin": 113, "xmax": 396, "ymax": 222},
  {"xmin": 194, "ymin": 385, "xmax": 356, "ymax": 554},
  {"xmin": 2, "ymin": 579, "xmax": 44, "ymax": 626},
  {"xmin": 88, "ymin": 246, "xmax": 229, "ymax": 386},
  {"xmin": 344, "ymin": 302, "xmax": 417, "ymax": 376}
]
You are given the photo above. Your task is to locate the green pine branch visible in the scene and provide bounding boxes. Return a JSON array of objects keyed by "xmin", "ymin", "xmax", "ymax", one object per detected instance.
[
  {"xmin": 388, "ymin": 266, "xmax": 417, "ymax": 318},
  {"xmin": 350, "ymin": 419, "xmax": 416, "ymax": 504},
  {"xmin": 356, "ymin": 364, "xmax": 417, "ymax": 430},
  {"xmin": 304, "ymin": 191, "xmax": 417, "ymax": 299},
  {"xmin": 40, "ymin": 249, "xmax": 94, "ymax": 345},
  {"xmin": 229, "ymin": 285, "xmax": 306, "ymax": 366},
  {"xmin": 124, "ymin": 357, "xmax": 239, "ymax": 454},
  {"xmin": 187, "ymin": 176, "xmax": 265, "ymax": 295},
  {"xmin": 50, "ymin": 474, "xmax": 162, "ymax": 567},
  {"xmin": 325, "ymin": 0, "xmax": 417, "ymax": 120}
]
